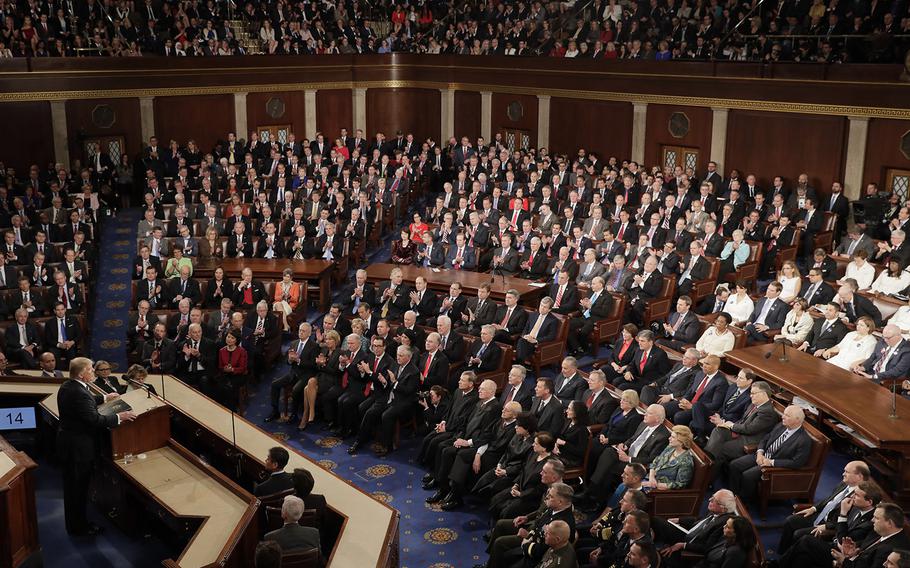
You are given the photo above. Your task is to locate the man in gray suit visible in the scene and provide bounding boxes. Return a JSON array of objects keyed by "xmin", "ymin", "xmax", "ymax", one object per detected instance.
[
  {"xmin": 264, "ymin": 495, "xmax": 321, "ymax": 554},
  {"xmin": 834, "ymin": 228, "xmax": 876, "ymax": 258},
  {"xmin": 704, "ymin": 380, "xmax": 779, "ymax": 479},
  {"xmin": 576, "ymin": 248, "xmax": 606, "ymax": 288}
]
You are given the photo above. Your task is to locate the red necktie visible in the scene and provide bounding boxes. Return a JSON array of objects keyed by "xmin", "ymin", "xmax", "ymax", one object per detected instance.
[
  {"xmin": 691, "ymin": 374, "xmax": 711, "ymax": 403},
  {"xmin": 508, "ymin": 387, "xmax": 517, "ymax": 402},
  {"xmin": 423, "ymin": 353, "xmax": 433, "ymax": 378},
  {"xmin": 500, "ymin": 307, "xmax": 512, "ymax": 327},
  {"xmin": 554, "ymin": 286, "xmax": 564, "ymax": 308},
  {"xmin": 364, "ymin": 358, "xmax": 379, "ymax": 396},
  {"xmin": 639, "ymin": 350, "xmax": 648, "ymax": 372},
  {"xmin": 585, "ymin": 392, "xmax": 594, "ymax": 409}
]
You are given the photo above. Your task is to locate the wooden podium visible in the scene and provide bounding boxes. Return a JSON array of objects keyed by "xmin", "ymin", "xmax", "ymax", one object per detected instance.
[
  {"xmin": 104, "ymin": 388, "xmax": 171, "ymax": 458},
  {"xmin": 0, "ymin": 436, "xmax": 39, "ymax": 568}
]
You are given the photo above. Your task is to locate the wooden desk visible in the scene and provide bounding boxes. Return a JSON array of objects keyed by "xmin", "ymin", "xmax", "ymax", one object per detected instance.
[
  {"xmin": 364, "ymin": 262, "xmax": 549, "ymax": 305},
  {"xmin": 726, "ymin": 344, "xmax": 910, "ymax": 507},
  {"xmin": 116, "ymin": 442, "xmax": 257, "ymax": 568},
  {"xmin": 0, "ymin": 374, "xmax": 398, "ymax": 568},
  {"xmin": 193, "ymin": 258, "xmax": 334, "ymax": 311},
  {"xmin": 0, "ymin": 436, "xmax": 39, "ymax": 568},
  {"xmin": 140, "ymin": 373, "xmax": 398, "ymax": 568}
]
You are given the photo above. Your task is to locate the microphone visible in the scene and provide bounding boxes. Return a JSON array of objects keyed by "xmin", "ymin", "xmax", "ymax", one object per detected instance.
[{"xmin": 124, "ymin": 376, "xmax": 152, "ymax": 399}]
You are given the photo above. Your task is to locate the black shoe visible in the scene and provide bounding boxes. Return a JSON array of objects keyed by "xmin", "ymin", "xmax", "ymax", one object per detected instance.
[
  {"xmin": 422, "ymin": 479, "xmax": 438, "ymax": 490},
  {"xmin": 440, "ymin": 497, "xmax": 463, "ymax": 511},
  {"xmin": 264, "ymin": 412, "xmax": 280, "ymax": 423},
  {"xmin": 288, "ymin": 414, "xmax": 300, "ymax": 424},
  {"xmin": 347, "ymin": 443, "xmax": 361, "ymax": 455},
  {"xmin": 422, "ymin": 473, "xmax": 434, "ymax": 483},
  {"xmin": 426, "ymin": 490, "xmax": 447, "ymax": 503}
]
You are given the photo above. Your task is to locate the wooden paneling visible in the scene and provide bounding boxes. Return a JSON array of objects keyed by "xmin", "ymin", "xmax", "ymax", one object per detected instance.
[
  {"xmin": 66, "ymin": 98, "xmax": 142, "ymax": 163},
  {"xmin": 726, "ymin": 110, "xmax": 848, "ymax": 201},
  {"xmin": 644, "ymin": 104, "xmax": 713, "ymax": 169},
  {"xmin": 0, "ymin": 101, "xmax": 54, "ymax": 171},
  {"xmin": 492, "ymin": 93, "xmax": 538, "ymax": 148},
  {"xmin": 863, "ymin": 118, "xmax": 910, "ymax": 189},
  {"xmin": 315, "ymin": 89, "xmax": 352, "ymax": 140},
  {"xmin": 153, "ymin": 94, "xmax": 234, "ymax": 152},
  {"xmin": 549, "ymin": 98, "xmax": 632, "ymax": 160},
  {"xmin": 365, "ymin": 88, "xmax": 441, "ymax": 143},
  {"xmin": 453, "ymin": 91, "xmax": 482, "ymax": 142},
  {"xmin": 246, "ymin": 91, "xmax": 306, "ymax": 138}
]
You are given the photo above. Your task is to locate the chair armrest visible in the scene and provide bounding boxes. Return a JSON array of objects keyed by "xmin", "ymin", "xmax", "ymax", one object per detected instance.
[
  {"xmin": 743, "ymin": 444, "xmax": 758, "ymax": 454},
  {"xmin": 793, "ymin": 503, "xmax": 814, "ymax": 512}
]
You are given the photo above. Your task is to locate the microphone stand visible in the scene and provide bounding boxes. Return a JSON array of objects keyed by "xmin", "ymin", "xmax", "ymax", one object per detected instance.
[
  {"xmin": 778, "ymin": 339, "xmax": 789, "ymax": 362},
  {"xmin": 124, "ymin": 376, "xmax": 152, "ymax": 399},
  {"xmin": 890, "ymin": 381, "xmax": 899, "ymax": 419}
]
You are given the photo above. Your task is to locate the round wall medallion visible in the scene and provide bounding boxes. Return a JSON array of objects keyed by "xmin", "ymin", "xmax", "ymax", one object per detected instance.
[
  {"xmin": 266, "ymin": 97, "xmax": 286, "ymax": 119},
  {"xmin": 668, "ymin": 112, "xmax": 690, "ymax": 139},
  {"xmin": 507, "ymin": 101, "xmax": 524, "ymax": 122},
  {"xmin": 91, "ymin": 104, "xmax": 116, "ymax": 129}
]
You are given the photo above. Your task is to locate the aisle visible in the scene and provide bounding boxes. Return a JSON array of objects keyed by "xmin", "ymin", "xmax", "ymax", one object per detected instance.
[{"xmin": 89, "ymin": 208, "xmax": 141, "ymax": 370}]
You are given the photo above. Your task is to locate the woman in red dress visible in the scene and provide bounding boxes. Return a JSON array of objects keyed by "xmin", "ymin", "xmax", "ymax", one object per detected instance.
[{"xmin": 218, "ymin": 329, "xmax": 248, "ymax": 411}]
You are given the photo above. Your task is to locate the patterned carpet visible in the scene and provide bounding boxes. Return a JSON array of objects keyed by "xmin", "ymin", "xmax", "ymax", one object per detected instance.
[
  {"xmin": 89, "ymin": 208, "xmax": 141, "ymax": 370},
  {"xmin": 32, "ymin": 207, "xmax": 856, "ymax": 567}
]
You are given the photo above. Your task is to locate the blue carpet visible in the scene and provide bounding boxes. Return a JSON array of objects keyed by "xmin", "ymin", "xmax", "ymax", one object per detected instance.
[{"xmin": 89, "ymin": 209, "xmax": 140, "ymax": 371}]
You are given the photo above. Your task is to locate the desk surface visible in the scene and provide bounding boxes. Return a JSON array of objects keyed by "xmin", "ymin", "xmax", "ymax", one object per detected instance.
[
  {"xmin": 364, "ymin": 262, "xmax": 549, "ymax": 303},
  {"xmin": 117, "ymin": 447, "xmax": 250, "ymax": 568},
  {"xmin": 0, "ymin": 372, "xmax": 397, "ymax": 568},
  {"xmin": 0, "ymin": 450, "xmax": 15, "ymax": 478},
  {"xmin": 142, "ymin": 373, "xmax": 396, "ymax": 567},
  {"xmin": 726, "ymin": 344, "xmax": 910, "ymax": 449}
]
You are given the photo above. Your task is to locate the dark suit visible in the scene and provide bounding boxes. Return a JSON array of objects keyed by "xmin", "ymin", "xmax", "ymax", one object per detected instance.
[
  {"xmin": 653, "ymin": 512, "xmax": 735, "ymax": 555},
  {"xmin": 376, "ymin": 281, "xmax": 410, "ymax": 320},
  {"xmin": 548, "ymin": 283, "xmax": 579, "ymax": 315},
  {"xmin": 779, "ymin": 506, "xmax": 875, "ymax": 567},
  {"xmin": 418, "ymin": 387, "xmax": 479, "ymax": 465},
  {"xmin": 254, "ymin": 471, "xmax": 294, "ymax": 497},
  {"xmin": 514, "ymin": 312, "xmax": 559, "ymax": 364},
  {"xmin": 466, "ymin": 339, "xmax": 502, "ymax": 373},
  {"xmin": 443, "ymin": 245, "xmax": 477, "ymax": 271},
  {"xmin": 728, "ymin": 424, "xmax": 813, "ymax": 501},
  {"xmin": 745, "ymin": 297, "xmax": 790, "ymax": 342},
  {"xmin": 44, "ymin": 316, "xmax": 81, "ymax": 361},
  {"xmin": 615, "ymin": 347, "xmax": 671, "ymax": 392},
  {"xmin": 551, "ymin": 372, "xmax": 588, "ymax": 407},
  {"xmin": 499, "ymin": 380, "xmax": 535, "ymax": 411},
  {"xmin": 56, "ymin": 379, "xmax": 120, "ymax": 533},
  {"xmin": 666, "ymin": 371, "xmax": 729, "ymax": 428},
  {"xmin": 417, "ymin": 350, "xmax": 450, "ymax": 389},
  {"xmin": 464, "ymin": 297, "xmax": 499, "ymax": 335},
  {"xmin": 588, "ymin": 420, "xmax": 669, "ymax": 502},
  {"xmin": 433, "ymin": 398, "xmax": 502, "ymax": 494},
  {"xmin": 800, "ymin": 279, "xmax": 836, "ymax": 307},
  {"xmin": 356, "ymin": 361, "xmax": 420, "ymax": 449},
  {"xmin": 778, "ymin": 481, "xmax": 866, "ymax": 554},
  {"xmin": 264, "ymin": 523, "xmax": 321, "ymax": 554},
  {"xmin": 4, "ymin": 321, "xmax": 42, "ymax": 367},
  {"xmin": 841, "ymin": 530, "xmax": 910, "ymax": 568},
  {"xmin": 861, "ymin": 338, "xmax": 910, "ymax": 382},
  {"xmin": 640, "ymin": 363, "xmax": 698, "ymax": 405},
  {"xmin": 802, "ymin": 317, "xmax": 848, "ymax": 353},
  {"xmin": 841, "ymin": 294, "xmax": 883, "ymax": 327},
  {"xmin": 140, "ymin": 338, "xmax": 178, "ymax": 374},
  {"xmin": 529, "ymin": 396, "xmax": 566, "ymax": 435},
  {"xmin": 566, "ymin": 288, "xmax": 615, "ymax": 353},
  {"xmin": 492, "ymin": 305, "xmax": 528, "ymax": 344},
  {"xmin": 656, "ymin": 310, "xmax": 701, "ymax": 351}
]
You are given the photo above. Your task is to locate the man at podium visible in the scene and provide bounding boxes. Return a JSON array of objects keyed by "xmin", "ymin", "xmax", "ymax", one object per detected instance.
[{"xmin": 56, "ymin": 357, "xmax": 137, "ymax": 536}]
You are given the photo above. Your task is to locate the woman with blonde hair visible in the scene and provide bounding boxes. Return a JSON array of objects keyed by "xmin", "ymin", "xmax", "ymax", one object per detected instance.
[{"xmin": 818, "ymin": 315, "xmax": 877, "ymax": 370}]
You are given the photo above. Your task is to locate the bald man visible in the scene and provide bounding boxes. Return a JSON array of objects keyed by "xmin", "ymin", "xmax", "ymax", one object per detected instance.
[{"xmin": 727, "ymin": 405, "xmax": 813, "ymax": 502}]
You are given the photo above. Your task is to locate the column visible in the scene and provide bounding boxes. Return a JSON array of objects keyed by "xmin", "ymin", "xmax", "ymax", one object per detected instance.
[
  {"xmin": 139, "ymin": 97, "xmax": 155, "ymax": 145},
  {"xmin": 843, "ymin": 117, "xmax": 870, "ymax": 201},
  {"xmin": 709, "ymin": 107, "xmax": 729, "ymax": 173},
  {"xmin": 304, "ymin": 89, "xmax": 317, "ymax": 137},
  {"xmin": 631, "ymin": 102, "xmax": 647, "ymax": 165},
  {"xmin": 352, "ymin": 88, "xmax": 367, "ymax": 134},
  {"xmin": 440, "ymin": 88, "xmax": 455, "ymax": 142},
  {"xmin": 233, "ymin": 92, "xmax": 248, "ymax": 139},
  {"xmin": 537, "ymin": 95, "xmax": 551, "ymax": 150},
  {"xmin": 480, "ymin": 91, "xmax": 492, "ymax": 141},
  {"xmin": 49, "ymin": 101, "xmax": 70, "ymax": 168}
]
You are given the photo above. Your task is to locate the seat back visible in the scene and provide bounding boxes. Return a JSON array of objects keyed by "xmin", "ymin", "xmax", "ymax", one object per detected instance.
[
  {"xmin": 735, "ymin": 496, "xmax": 766, "ymax": 568},
  {"xmin": 592, "ymin": 293, "xmax": 627, "ymax": 350},
  {"xmin": 531, "ymin": 312, "xmax": 568, "ymax": 374},
  {"xmin": 644, "ymin": 276, "xmax": 676, "ymax": 326},
  {"xmin": 691, "ymin": 257, "xmax": 720, "ymax": 304},
  {"xmin": 281, "ymin": 547, "xmax": 322, "ymax": 568}
]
